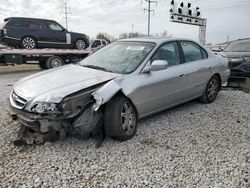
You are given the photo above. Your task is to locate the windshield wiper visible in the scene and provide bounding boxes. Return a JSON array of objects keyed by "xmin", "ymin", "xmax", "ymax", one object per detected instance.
[{"xmin": 82, "ymin": 64, "xmax": 112, "ymax": 72}]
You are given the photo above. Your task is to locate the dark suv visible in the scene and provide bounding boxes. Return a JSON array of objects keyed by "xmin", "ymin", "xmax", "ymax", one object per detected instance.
[
  {"xmin": 0, "ymin": 17, "xmax": 89, "ymax": 49},
  {"xmin": 222, "ymin": 38, "xmax": 250, "ymax": 77}
]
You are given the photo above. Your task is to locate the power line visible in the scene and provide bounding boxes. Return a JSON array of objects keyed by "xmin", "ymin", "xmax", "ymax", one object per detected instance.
[{"xmin": 142, "ymin": 0, "xmax": 158, "ymax": 36}]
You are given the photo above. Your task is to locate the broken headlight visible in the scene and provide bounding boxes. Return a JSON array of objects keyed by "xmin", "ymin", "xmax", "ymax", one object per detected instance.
[
  {"xmin": 244, "ymin": 57, "xmax": 250, "ymax": 62},
  {"xmin": 92, "ymin": 95, "xmax": 104, "ymax": 111},
  {"xmin": 32, "ymin": 103, "xmax": 58, "ymax": 113}
]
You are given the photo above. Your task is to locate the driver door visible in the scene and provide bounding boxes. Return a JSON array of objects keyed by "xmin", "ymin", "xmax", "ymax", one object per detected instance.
[
  {"xmin": 42, "ymin": 20, "xmax": 68, "ymax": 47},
  {"xmin": 128, "ymin": 42, "xmax": 190, "ymax": 116}
]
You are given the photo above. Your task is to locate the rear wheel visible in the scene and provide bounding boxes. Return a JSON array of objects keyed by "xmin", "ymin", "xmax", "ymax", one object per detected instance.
[
  {"xmin": 21, "ymin": 36, "xmax": 37, "ymax": 49},
  {"xmin": 46, "ymin": 56, "xmax": 64, "ymax": 69},
  {"xmin": 104, "ymin": 95, "xmax": 137, "ymax": 141},
  {"xmin": 199, "ymin": 75, "xmax": 220, "ymax": 103}
]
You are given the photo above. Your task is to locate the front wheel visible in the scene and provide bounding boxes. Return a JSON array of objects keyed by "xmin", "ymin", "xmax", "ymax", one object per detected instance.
[
  {"xmin": 104, "ymin": 95, "xmax": 137, "ymax": 141},
  {"xmin": 199, "ymin": 75, "xmax": 220, "ymax": 103},
  {"xmin": 74, "ymin": 39, "xmax": 88, "ymax": 50}
]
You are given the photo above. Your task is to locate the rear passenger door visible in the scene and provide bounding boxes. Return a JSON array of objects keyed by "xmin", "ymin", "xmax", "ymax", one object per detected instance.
[
  {"xmin": 178, "ymin": 41, "xmax": 210, "ymax": 97},
  {"xmin": 27, "ymin": 21, "xmax": 47, "ymax": 42}
]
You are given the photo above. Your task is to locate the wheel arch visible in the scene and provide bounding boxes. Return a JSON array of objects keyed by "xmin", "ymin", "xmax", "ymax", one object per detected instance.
[
  {"xmin": 106, "ymin": 91, "xmax": 139, "ymax": 118},
  {"xmin": 92, "ymin": 80, "xmax": 139, "ymax": 117}
]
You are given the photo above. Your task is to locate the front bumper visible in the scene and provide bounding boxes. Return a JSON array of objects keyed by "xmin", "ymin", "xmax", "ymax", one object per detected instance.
[
  {"xmin": 230, "ymin": 70, "xmax": 250, "ymax": 77},
  {"xmin": 6, "ymin": 102, "xmax": 102, "ymax": 145},
  {"xmin": 229, "ymin": 60, "xmax": 250, "ymax": 78}
]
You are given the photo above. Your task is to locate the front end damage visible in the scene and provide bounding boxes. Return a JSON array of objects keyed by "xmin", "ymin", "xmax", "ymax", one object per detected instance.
[{"xmin": 7, "ymin": 86, "xmax": 106, "ymax": 146}]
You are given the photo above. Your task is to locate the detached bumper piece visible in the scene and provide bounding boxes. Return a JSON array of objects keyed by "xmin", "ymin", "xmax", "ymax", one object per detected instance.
[
  {"xmin": 13, "ymin": 125, "xmax": 64, "ymax": 146},
  {"xmin": 7, "ymin": 104, "xmax": 104, "ymax": 146}
]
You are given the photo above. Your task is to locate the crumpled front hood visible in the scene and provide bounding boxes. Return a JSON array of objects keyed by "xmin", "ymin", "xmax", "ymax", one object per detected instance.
[{"xmin": 13, "ymin": 64, "xmax": 119, "ymax": 104}]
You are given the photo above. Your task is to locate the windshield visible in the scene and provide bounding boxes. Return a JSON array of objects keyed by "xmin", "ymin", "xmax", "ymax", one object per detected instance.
[
  {"xmin": 79, "ymin": 41, "xmax": 155, "ymax": 74},
  {"xmin": 224, "ymin": 40, "xmax": 250, "ymax": 52}
]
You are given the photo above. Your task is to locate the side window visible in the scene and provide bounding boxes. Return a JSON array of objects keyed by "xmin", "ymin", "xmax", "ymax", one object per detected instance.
[
  {"xmin": 101, "ymin": 41, "xmax": 106, "ymax": 45},
  {"xmin": 91, "ymin": 40, "xmax": 101, "ymax": 48},
  {"xmin": 201, "ymin": 48, "xmax": 208, "ymax": 59},
  {"xmin": 7, "ymin": 20, "xmax": 29, "ymax": 28},
  {"xmin": 29, "ymin": 22, "xmax": 44, "ymax": 30},
  {"xmin": 46, "ymin": 21, "xmax": 63, "ymax": 31},
  {"xmin": 181, "ymin": 41, "xmax": 203, "ymax": 62},
  {"xmin": 151, "ymin": 42, "xmax": 180, "ymax": 67}
]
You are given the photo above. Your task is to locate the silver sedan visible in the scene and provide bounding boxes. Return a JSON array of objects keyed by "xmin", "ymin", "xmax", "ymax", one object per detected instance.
[{"xmin": 8, "ymin": 37, "xmax": 230, "ymax": 145}]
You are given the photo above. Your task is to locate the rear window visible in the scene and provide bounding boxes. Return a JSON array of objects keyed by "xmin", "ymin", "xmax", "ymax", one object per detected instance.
[
  {"xmin": 181, "ymin": 41, "xmax": 203, "ymax": 62},
  {"xmin": 0, "ymin": 22, "xmax": 6, "ymax": 28}
]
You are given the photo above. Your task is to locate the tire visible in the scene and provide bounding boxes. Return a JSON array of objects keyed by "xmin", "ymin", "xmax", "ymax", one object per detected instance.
[
  {"xmin": 199, "ymin": 75, "xmax": 220, "ymax": 103},
  {"xmin": 74, "ymin": 39, "xmax": 87, "ymax": 50},
  {"xmin": 104, "ymin": 95, "xmax": 137, "ymax": 141},
  {"xmin": 39, "ymin": 61, "xmax": 48, "ymax": 70},
  {"xmin": 46, "ymin": 56, "xmax": 64, "ymax": 69},
  {"xmin": 21, "ymin": 36, "xmax": 37, "ymax": 49}
]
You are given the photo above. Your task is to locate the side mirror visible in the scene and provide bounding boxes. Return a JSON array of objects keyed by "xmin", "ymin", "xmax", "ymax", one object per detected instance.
[
  {"xmin": 150, "ymin": 60, "xmax": 168, "ymax": 71},
  {"xmin": 61, "ymin": 28, "xmax": 67, "ymax": 32},
  {"xmin": 142, "ymin": 60, "xmax": 168, "ymax": 73}
]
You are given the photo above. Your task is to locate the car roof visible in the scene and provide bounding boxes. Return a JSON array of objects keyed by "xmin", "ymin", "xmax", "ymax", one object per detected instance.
[
  {"xmin": 119, "ymin": 37, "xmax": 195, "ymax": 44},
  {"xmin": 4, "ymin": 17, "xmax": 55, "ymax": 22}
]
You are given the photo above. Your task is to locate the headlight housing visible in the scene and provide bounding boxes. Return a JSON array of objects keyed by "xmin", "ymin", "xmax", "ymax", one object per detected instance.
[
  {"xmin": 32, "ymin": 103, "xmax": 58, "ymax": 113},
  {"xmin": 244, "ymin": 57, "xmax": 250, "ymax": 62}
]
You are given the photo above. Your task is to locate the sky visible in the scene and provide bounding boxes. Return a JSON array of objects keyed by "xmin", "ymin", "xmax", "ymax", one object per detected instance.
[{"xmin": 0, "ymin": 0, "xmax": 249, "ymax": 44}]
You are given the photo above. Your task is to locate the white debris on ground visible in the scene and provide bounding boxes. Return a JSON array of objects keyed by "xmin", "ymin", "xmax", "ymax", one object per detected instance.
[{"xmin": 0, "ymin": 72, "xmax": 249, "ymax": 187}]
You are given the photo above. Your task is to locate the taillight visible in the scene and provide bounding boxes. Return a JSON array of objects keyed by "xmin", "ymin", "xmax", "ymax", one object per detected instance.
[{"xmin": 3, "ymin": 29, "xmax": 7, "ymax": 36}]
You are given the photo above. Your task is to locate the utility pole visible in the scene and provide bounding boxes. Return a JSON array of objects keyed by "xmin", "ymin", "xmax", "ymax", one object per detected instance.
[
  {"xmin": 61, "ymin": 1, "xmax": 71, "ymax": 30},
  {"xmin": 142, "ymin": 0, "xmax": 157, "ymax": 36},
  {"xmin": 131, "ymin": 24, "xmax": 134, "ymax": 37}
]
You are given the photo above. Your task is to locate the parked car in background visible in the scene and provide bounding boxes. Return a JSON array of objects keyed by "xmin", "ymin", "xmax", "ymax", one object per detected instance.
[
  {"xmin": 222, "ymin": 38, "xmax": 250, "ymax": 77},
  {"xmin": 0, "ymin": 17, "xmax": 89, "ymax": 49},
  {"xmin": 8, "ymin": 37, "xmax": 230, "ymax": 145},
  {"xmin": 88, "ymin": 39, "xmax": 108, "ymax": 49},
  {"xmin": 86, "ymin": 39, "xmax": 109, "ymax": 54}
]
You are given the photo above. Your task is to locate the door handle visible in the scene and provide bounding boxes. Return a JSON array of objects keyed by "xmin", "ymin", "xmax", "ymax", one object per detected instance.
[
  {"xmin": 179, "ymin": 74, "xmax": 185, "ymax": 77},
  {"xmin": 208, "ymin": 67, "xmax": 212, "ymax": 69}
]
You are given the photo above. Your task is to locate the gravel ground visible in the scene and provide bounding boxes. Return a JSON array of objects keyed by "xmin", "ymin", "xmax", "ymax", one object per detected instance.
[{"xmin": 0, "ymin": 71, "xmax": 249, "ymax": 188}]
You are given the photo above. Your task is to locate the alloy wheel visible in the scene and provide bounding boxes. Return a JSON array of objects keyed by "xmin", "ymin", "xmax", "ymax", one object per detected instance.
[
  {"xmin": 121, "ymin": 102, "xmax": 136, "ymax": 136},
  {"xmin": 207, "ymin": 78, "xmax": 219, "ymax": 100},
  {"xmin": 22, "ymin": 37, "xmax": 36, "ymax": 49},
  {"xmin": 75, "ymin": 39, "xmax": 86, "ymax": 50}
]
